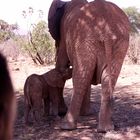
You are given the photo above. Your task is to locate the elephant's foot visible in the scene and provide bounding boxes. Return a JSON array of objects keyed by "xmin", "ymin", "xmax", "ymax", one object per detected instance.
[
  {"xmin": 97, "ymin": 121, "xmax": 114, "ymax": 133},
  {"xmin": 58, "ymin": 111, "xmax": 67, "ymax": 117},
  {"xmin": 60, "ymin": 119, "xmax": 77, "ymax": 130},
  {"xmin": 80, "ymin": 108, "xmax": 91, "ymax": 116},
  {"xmin": 80, "ymin": 110, "xmax": 91, "ymax": 116},
  {"xmin": 58, "ymin": 106, "xmax": 67, "ymax": 117}
]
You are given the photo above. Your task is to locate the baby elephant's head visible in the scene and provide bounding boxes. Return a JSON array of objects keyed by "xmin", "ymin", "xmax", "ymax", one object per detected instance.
[{"xmin": 43, "ymin": 68, "xmax": 72, "ymax": 88}]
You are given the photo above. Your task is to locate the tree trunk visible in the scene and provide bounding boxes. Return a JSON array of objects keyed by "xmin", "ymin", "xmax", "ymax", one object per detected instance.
[{"xmin": 28, "ymin": 31, "xmax": 44, "ymax": 65}]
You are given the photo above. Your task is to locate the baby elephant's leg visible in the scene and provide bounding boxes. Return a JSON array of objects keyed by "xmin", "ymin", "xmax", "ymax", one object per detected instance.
[
  {"xmin": 44, "ymin": 97, "xmax": 50, "ymax": 116},
  {"xmin": 24, "ymin": 103, "xmax": 31, "ymax": 125},
  {"xmin": 50, "ymin": 88, "xmax": 60, "ymax": 116},
  {"xmin": 32, "ymin": 97, "xmax": 42, "ymax": 124},
  {"xmin": 58, "ymin": 89, "xmax": 67, "ymax": 117}
]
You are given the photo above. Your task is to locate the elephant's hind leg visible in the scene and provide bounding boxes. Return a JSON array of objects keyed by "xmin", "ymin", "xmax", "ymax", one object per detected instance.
[
  {"xmin": 98, "ymin": 40, "xmax": 128, "ymax": 132},
  {"xmin": 60, "ymin": 61, "xmax": 96, "ymax": 130},
  {"xmin": 98, "ymin": 70, "xmax": 115, "ymax": 132},
  {"xmin": 60, "ymin": 83, "xmax": 91, "ymax": 130}
]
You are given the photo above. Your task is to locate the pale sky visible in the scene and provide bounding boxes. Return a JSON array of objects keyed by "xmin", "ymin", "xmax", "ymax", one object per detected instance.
[{"xmin": 0, "ymin": 0, "xmax": 140, "ymax": 33}]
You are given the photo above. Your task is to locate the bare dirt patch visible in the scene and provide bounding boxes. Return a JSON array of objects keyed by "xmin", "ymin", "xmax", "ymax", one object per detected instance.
[{"xmin": 9, "ymin": 60, "xmax": 140, "ymax": 140}]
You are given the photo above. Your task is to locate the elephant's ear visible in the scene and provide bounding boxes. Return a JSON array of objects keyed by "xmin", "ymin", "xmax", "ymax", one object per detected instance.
[
  {"xmin": 48, "ymin": 0, "xmax": 67, "ymax": 41},
  {"xmin": 43, "ymin": 69, "xmax": 65, "ymax": 88}
]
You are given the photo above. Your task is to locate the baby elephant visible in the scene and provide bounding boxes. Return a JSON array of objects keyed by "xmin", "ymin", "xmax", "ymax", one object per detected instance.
[{"xmin": 24, "ymin": 68, "xmax": 72, "ymax": 125}]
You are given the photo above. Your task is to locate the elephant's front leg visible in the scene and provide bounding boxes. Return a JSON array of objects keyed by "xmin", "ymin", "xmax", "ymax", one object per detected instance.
[
  {"xmin": 58, "ymin": 89, "xmax": 68, "ymax": 117},
  {"xmin": 55, "ymin": 42, "xmax": 70, "ymax": 72},
  {"xmin": 80, "ymin": 85, "xmax": 91, "ymax": 116},
  {"xmin": 44, "ymin": 97, "xmax": 50, "ymax": 116}
]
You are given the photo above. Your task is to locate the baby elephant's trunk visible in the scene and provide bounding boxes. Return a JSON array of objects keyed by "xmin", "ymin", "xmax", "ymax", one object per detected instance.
[{"xmin": 62, "ymin": 68, "xmax": 72, "ymax": 81}]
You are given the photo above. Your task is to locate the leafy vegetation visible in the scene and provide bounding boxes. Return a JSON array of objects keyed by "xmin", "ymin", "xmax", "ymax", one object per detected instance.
[
  {"xmin": 27, "ymin": 20, "xmax": 55, "ymax": 64},
  {"xmin": 0, "ymin": 20, "xmax": 17, "ymax": 43},
  {"xmin": 0, "ymin": 17, "xmax": 55, "ymax": 65},
  {"xmin": 123, "ymin": 7, "xmax": 140, "ymax": 34},
  {"xmin": 126, "ymin": 35, "xmax": 140, "ymax": 64},
  {"xmin": 20, "ymin": 7, "xmax": 55, "ymax": 65},
  {"xmin": 122, "ymin": 7, "xmax": 140, "ymax": 64}
]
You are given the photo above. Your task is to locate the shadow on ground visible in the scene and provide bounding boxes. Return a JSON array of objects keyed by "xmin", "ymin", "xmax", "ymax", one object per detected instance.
[{"xmin": 14, "ymin": 82, "xmax": 140, "ymax": 140}]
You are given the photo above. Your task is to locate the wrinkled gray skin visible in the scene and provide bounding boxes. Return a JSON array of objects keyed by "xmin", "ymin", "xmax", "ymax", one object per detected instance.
[
  {"xmin": 48, "ymin": 0, "xmax": 130, "ymax": 132},
  {"xmin": 24, "ymin": 68, "xmax": 72, "ymax": 125}
]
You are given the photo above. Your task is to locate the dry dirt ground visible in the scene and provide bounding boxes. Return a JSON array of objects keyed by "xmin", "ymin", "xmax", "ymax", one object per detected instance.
[{"xmin": 8, "ymin": 59, "xmax": 140, "ymax": 140}]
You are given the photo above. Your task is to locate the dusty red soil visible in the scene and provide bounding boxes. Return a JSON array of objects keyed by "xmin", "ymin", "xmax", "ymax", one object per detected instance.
[{"xmin": 8, "ymin": 60, "xmax": 140, "ymax": 140}]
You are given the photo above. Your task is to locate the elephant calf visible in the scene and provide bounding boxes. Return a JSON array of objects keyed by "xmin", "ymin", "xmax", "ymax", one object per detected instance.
[
  {"xmin": 0, "ymin": 53, "xmax": 16, "ymax": 140},
  {"xmin": 24, "ymin": 68, "xmax": 72, "ymax": 125}
]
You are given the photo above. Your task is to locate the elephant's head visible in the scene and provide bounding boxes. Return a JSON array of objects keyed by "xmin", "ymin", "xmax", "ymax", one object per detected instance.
[
  {"xmin": 48, "ymin": 0, "xmax": 67, "ymax": 42},
  {"xmin": 43, "ymin": 68, "xmax": 72, "ymax": 88}
]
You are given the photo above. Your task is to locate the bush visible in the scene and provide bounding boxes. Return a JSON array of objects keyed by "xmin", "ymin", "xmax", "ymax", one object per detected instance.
[{"xmin": 126, "ymin": 34, "xmax": 140, "ymax": 64}]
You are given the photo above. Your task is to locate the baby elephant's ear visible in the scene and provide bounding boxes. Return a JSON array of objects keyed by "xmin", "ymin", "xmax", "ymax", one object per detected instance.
[{"xmin": 44, "ymin": 69, "xmax": 65, "ymax": 88}]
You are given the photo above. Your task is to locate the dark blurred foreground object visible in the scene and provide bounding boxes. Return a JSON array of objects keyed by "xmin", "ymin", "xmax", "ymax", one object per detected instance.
[{"xmin": 0, "ymin": 53, "xmax": 16, "ymax": 140}]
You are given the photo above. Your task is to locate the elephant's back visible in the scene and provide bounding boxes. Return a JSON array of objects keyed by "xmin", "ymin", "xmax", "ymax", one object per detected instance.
[
  {"xmin": 63, "ymin": 0, "xmax": 130, "ymax": 41},
  {"xmin": 24, "ymin": 74, "xmax": 43, "ymax": 95},
  {"xmin": 89, "ymin": 0, "xmax": 130, "ymax": 38}
]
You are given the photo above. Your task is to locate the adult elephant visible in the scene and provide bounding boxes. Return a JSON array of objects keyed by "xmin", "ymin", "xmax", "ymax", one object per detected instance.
[{"xmin": 48, "ymin": 0, "xmax": 130, "ymax": 132}]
